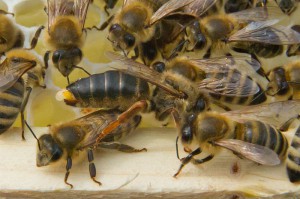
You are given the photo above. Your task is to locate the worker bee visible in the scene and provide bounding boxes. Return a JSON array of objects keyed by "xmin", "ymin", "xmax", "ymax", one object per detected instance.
[
  {"xmin": 29, "ymin": 0, "xmax": 91, "ymax": 84},
  {"xmin": 173, "ymin": 100, "xmax": 300, "ymax": 183},
  {"xmin": 266, "ymin": 60, "xmax": 300, "ymax": 101},
  {"xmin": 185, "ymin": 7, "xmax": 300, "ymax": 59},
  {"xmin": 287, "ymin": 124, "xmax": 300, "ymax": 183},
  {"xmin": 36, "ymin": 109, "xmax": 145, "ymax": 188},
  {"xmin": 152, "ymin": 55, "xmax": 269, "ymax": 107},
  {"xmin": 0, "ymin": 11, "xmax": 24, "ymax": 56},
  {"xmin": 0, "ymin": 49, "xmax": 41, "ymax": 139},
  {"xmin": 104, "ymin": 0, "xmax": 217, "ymax": 61}
]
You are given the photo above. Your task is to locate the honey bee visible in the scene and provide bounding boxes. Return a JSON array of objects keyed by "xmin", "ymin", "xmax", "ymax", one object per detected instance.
[
  {"xmin": 287, "ymin": 125, "xmax": 300, "ymax": 183},
  {"xmin": 104, "ymin": 0, "xmax": 216, "ymax": 60},
  {"xmin": 36, "ymin": 109, "xmax": 145, "ymax": 188},
  {"xmin": 152, "ymin": 55, "xmax": 269, "ymax": 106},
  {"xmin": 266, "ymin": 60, "xmax": 300, "ymax": 101},
  {"xmin": 173, "ymin": 100, "xmax": 300, "ymax": 182},
  {"xmin": 0, "ymin": 49, "xmax": 39, "ymax": 139},
  {"xmin": 29, "ymin": 0, "xmax": 91, "ymax": 84},
  {"xmin": 0, "ymin": 11, "xmax": 24, "ymax": 56},
  {"xmin": 185, "ymin": 7, "xmax": 300, "ymax": 59},
  {"xmin": 57, "ymin": 52, "xmax": 211, "ymax": 145}
]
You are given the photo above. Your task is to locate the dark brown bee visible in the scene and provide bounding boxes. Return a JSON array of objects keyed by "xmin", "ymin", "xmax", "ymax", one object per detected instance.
[
  {"xmin": 173, "ymin": 100, "xmax": 300, "ymax": 180},
  {"xmin": 36, "ymin": 109, "xmax": 145, "ymax": 188},
  {"xmin": 0, "ymin": 49, "xmax": 39, "ymax": 139},
  {"xmin": 29, "ymin": 0, "xmax": 91, "ymax": 84}
]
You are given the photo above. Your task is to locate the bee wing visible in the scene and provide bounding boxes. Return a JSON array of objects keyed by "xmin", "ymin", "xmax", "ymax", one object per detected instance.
[
  {"xmin": 221, "ymin": 100, "xmax": 300, "ymax": 129},
  {"xmin": 106, "ymin": 52, "xmax": 185, "ymax": 98},
  {"xmin": 189, "ymin": 56, "xmax": 261, "ymax": 76},
  {"xmin": 150, "ymin": 0, "xmax": 195, "ymax": 26},
  {"xmin": 229, "ymin": 20, "xmax": 300, "ymax": 45},
  {"xmin": 183, "ymin": 0, "xmax": 217, "ymax": 17},
  {"xmin": 0, "ymin": 60, "xmax": 35, "ymax": 92},
  {"xmin": 73, "ymin": 0, "xmax": 91, "ymax": 29},
  {"xmin": 228, "ymin": 6, "xmax": 282, "ymax": 23},
  {"xmin": 74, "ymin": 110, "xmax": 119, "ymax": 149},
  {"xmin": 198, "ymin": 73, "xmax": 260, "ymax": 97},
  {"xmin": 214, "ymin": 139, "xmax": 280, "ymax": 166}
]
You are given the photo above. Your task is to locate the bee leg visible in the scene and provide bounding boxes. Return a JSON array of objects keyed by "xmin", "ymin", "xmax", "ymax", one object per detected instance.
[
  {"xmin": 131, "ymin": 47, "xmax": 139, "ymax": 60},
  {"xmin": 67, "ymin": 76, "xmax": 70, "ymax": 85},
  {"xmin": 168, "ymin": 39, "xmax": 188, "ymax": 60},
  {"xmin": 25, "ymin": 26, "xmax": 45, "ymax": 50},
  {"xmin": 104, "ymin": 5, "xmax": 110, "ymax": 16},
  {"xmin": 86, "ymin": 15, "xmax": 114, "ymax": 31},
  {"xmin": 191, "ymin": 154, "xmax": 214, "ymax": 165},
  {"xmin": 20, "ymin": 87, "xmax": 32, "ymax": 140},
  {"xmin": 65, "ymin": 156, "xmax": 74, "ymax": 189},
  {"xmin": 0, "ymin": 36, "xmax": 6, "ymax": 44},
  {"xmin": 98, "ymin": 141, "xmax": 147, "ymax": 153},
  {"xmin": 173, "ymin": 148, "xmax": 202, "ymax": 178},
  {"xmin": 87, "ymin": 149, "xmax": 102, "ymax": 185},
  {"xmin": 94, "ymin": 100, "xmax": 150, "ymax": 147},
  {"xmin": 0, "ymin": 10, "xmax": 14, "ymax": 16},
  {"xmin": 203, "ymin": 47, "xmax": 212, "ymax": 59},
  {"xmin": 212, "ymin": 100, "xmax": 231, "ymax": 111},
  {"xmin": 279, "ymin": 115, "xmax": 300, "ymax": 131},
  {"xmin": 44, "ymin": 51, "xmax": 50, "ymax": 69}
]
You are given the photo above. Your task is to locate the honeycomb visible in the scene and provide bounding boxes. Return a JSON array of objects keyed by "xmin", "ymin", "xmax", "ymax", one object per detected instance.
[{"xmin": 1, "ymin": 0, "xmax": 300, "ymax": 130}]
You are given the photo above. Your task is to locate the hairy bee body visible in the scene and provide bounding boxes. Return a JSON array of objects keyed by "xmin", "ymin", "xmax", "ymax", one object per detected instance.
[
  {"xmin": 287, "ymin": 125, "xmax": 300, "ymax": 183},
  {"xmin": 65, "ymin": 70, "xmax": 150, "ymax": 111},
  {"xmin": 194, "ymin": 113, "xmax": 288, "ymax": 160},
  {"xmin": 0, "ymin": 14, "xmax": 24, "ymax": 54},
  {"xmin": 0, "ymin": 78, "xmax": 24, "ymax": 134},
  {"xmin": 45, "ymin": 16, "xmax": 84, "ymax": 49}
]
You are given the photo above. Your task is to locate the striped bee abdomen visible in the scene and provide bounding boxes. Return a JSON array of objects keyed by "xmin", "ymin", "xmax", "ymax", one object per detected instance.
[
  {"xmin": 0, "ymin": 79, "xmax": 24, "ymax": 134},
  {"xmin": 287, "ymin": 125, "xmax": 300, "ymax": 183},
  {"xmin": 236, "ymin": 121, "xmax": 288, "ymax": 160},
  {"xmin": 66, "ymin": 71, "xmax": 150, "ymax": 111}
]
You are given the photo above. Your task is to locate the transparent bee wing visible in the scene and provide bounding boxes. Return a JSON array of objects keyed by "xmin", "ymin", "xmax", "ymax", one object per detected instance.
[
  {"xmin": 198, "ymin": 72, "xmax": 260, "ymax": 97},
  {"xmin": 47, "ymin": 0, "xmax": 90, "ymax": 30},
  {"xmin": 229, "ymin": 20, "xmax": 300, "ymax": 45},
  {"xmin": 214, "ymin": 139, "xmax": 281, "ymax": 166},
  {"xmin": 189, "ymin": 56, "xmax": 262, "ymax": 77},
  {"xmin": 150, "ymin": 0, "xmax": 195, "ymax": 26},
  {"xmin": 183, "ymin": 0, "xmax": 217, "ymax": 17},
  {"xmin": 0, "ymin": 59, "xmax": 36, "ymax": 92},
  {"xmin": 105, "ymin": 52, "xmax": 185, "ymax": 98},
  {"xmin": 221, "ymin": 100, "xmax": 300, "ymax": 129},
  {"xmin": 228, "ymin": 6, "xmax": 282, "ymax": 22},
  {"xmin": 74, "ymin": 0, "xmax": 91, "ymax": 29}
]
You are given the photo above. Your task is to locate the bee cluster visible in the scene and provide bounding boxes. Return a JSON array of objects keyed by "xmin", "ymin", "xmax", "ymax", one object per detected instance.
[{"xmin": 1, "ymin": 0, "xmax": 300, "ymax": 190}]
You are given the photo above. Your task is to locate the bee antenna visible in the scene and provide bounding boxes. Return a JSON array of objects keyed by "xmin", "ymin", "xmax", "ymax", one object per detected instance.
[
  {"xmin": 73, "ymin": 65, "xmax": 91, "ymax": 76},
  {"xmin": 176, "ymin": 136, "xmax": 180, "ymax": 160},
  {"xmin": 25, "ymin": 120, "xmax": 41, "ymax": 150}
]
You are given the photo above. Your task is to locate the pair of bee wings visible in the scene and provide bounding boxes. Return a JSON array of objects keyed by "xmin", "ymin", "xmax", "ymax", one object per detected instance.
[
  {"xmin": 229, "ymin": 19, "xmax": 300, "ymax": 45},
  {"xmin": 0, "ymin": 58, "xmax": 35, "ymax": 92},
  {"xmin": 73, "ymin": 109, "xmax": 124, "ymax": 149},
  {"xmin": 190, "ymin": 56, "xmax": 263, "ymax": 97},
  {"xmin": 47, "ymin": 0, "xmax": 90, "ymax": 30}
]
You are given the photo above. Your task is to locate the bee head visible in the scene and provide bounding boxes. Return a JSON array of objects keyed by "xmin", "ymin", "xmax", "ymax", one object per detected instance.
[
  {"xmin": 277, "ymin": 0, "xmax": 296, "ymax": 14},
  {"xmin": 52, "ymin": 48, "xmax": 82, "ymax": 77},
  {"xmin": 108, "ymin": 24, "xmax": 136, "ymax": 52},
  {"xmin": 36, "ymin": 134, "xmax": 63, "ymax": 167}
]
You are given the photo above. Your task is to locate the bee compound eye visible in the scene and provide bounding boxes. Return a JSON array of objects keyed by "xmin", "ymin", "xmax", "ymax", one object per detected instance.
[
  {"xmin": 152, "ymin": 62, "xmax": 165, "ymax": 73},
  {"xmin": 195, "ymin": 98, "xmax": 206, "ymax": 112},
  {"xmin": 109, "ymin": 24, "xmax": 122, "ymax": 32},
  {"xmin": 52, "ymin": 50, "xmax": 63, "ymax": 64},
  {"xmin": 123, "ymin": 33, "xmax": 135, "ymax": 47}
]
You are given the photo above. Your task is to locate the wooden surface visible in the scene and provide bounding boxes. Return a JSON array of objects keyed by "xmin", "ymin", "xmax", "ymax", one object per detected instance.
[{"xmin": 0, "ymin": 126, "xmax": 300, "ymax": 198}]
